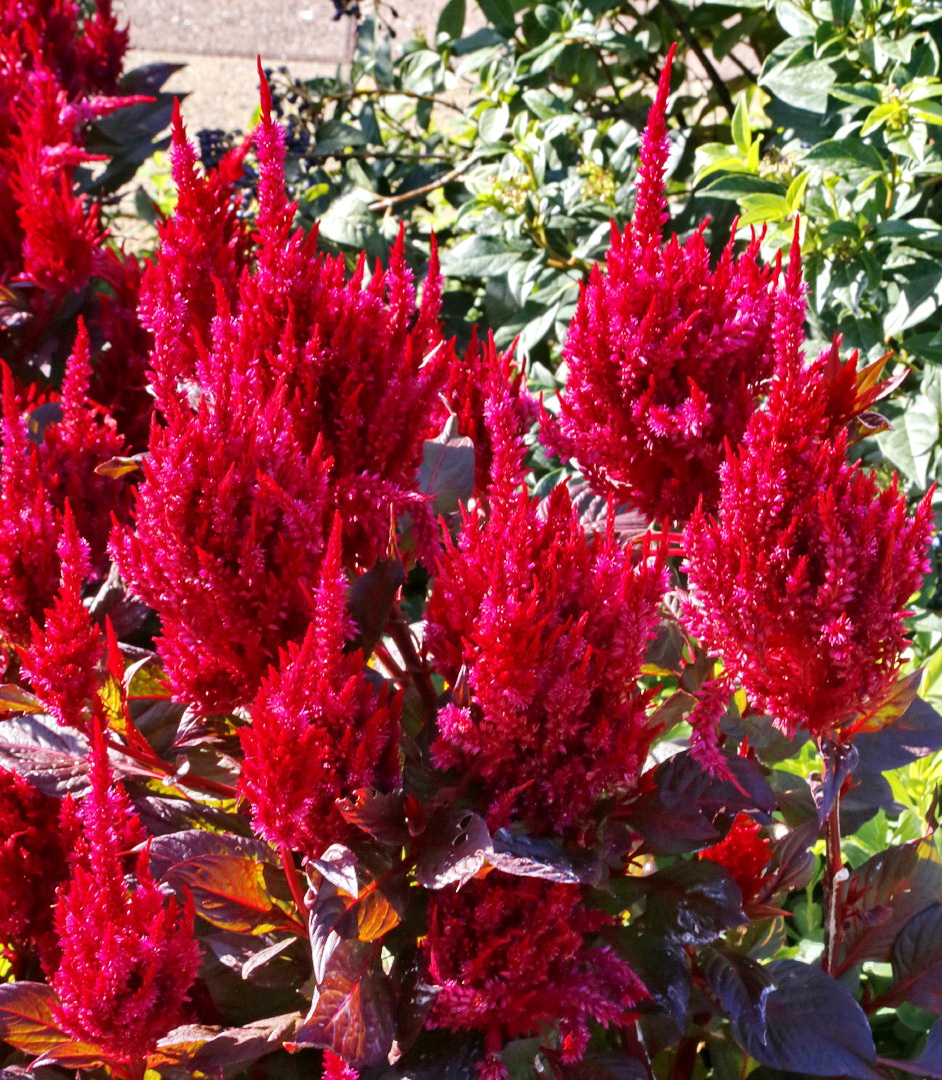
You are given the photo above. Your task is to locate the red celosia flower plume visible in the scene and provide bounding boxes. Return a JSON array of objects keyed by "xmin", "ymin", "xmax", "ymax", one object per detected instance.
[
  {"xmin": 0, "ymin": 767, "xmax": 77, "ymax": 977},
  {"xmin": 542, "ymin": 46, "xmax": 780, "ymax": 522},
  {"xmin": 430, "ymin": 328, "xmax": 538, "ymax": 499},
  {"xmin": 111, "ymin": 373, "xmax": 334, "ymax": 713},
  {"xmin": 425, "ymin": 483, "xmax": 666, "ymax": 832},
  {"xmin": 684, "ymin": 241, "xmax": 933, "ymax": 740},
  {"xmin": 240, "ymin": 516, "xmax": 401, "ymax": 855},
  {"xmin": 699, "ymin": 813, "xmax": 772, "ymax": 907},
  {"xmin": 52, "ymin": 719, "xmax": 200, "ymax": 1063},
  {"xmin": 0, "ymin": 364, "xmax": 60, "ymax": 645},
  {"xmin": 425, "ymin": 872, "xmax": 647, "ymax": 1076},
  {"xmin": 20, "ymin": 502, "xmax": 103, "ymax": 730}
]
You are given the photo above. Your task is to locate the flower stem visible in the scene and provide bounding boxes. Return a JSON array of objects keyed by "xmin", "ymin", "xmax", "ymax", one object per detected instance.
[
  {"xmin": 280, "ymin": 843, "xmax": 310, "ymax": 937},
  {"xmin": 823, "ymin": 791, "xmax": 845, "ymax": 976}
]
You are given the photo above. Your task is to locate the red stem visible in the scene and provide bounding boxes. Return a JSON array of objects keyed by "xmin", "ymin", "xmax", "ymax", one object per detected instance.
[
  {"xmin": 387, "ymin": 605, "xmax": 437, "ymax": 714},
  {"xmin": 104, "ymin": 732, "xmax": 238, "ymax": 799},
  {"xmin": 823, "ymin": 789, "xmax": 845, "ymax": 976},
  {"xmin": 280, "ymin": 844, "xmax": 311, "ymax": 938}
]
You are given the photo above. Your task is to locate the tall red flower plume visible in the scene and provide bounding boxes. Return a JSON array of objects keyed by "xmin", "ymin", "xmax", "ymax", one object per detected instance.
[
  {"xmin": 52, "ymin": 719, "xmax": 200, "ymax": 1063},
  {"xmin": 425, "ymin": 872, "xmax": 647, "ymax": 1076},
  {"xmin": 240, "ymin": 517, "xmax": 401, "ymax": 855},
  {"xmin": 684, "ymin": 239, "xmax": 933, "ymax": 739},
  {"xmin": 542, "ymin": 46, "xmax": 780, "ymax": 522},
  {"xmin": 0, "ymin": 767, "xmax": 77, "ymax": 977},
  {"xmin": 20, "ymin": 502, "xmax": 103, "ymax": 731},
  {"xmin": 425, "ymin": 481, "xmax": 666, "ymax": 832}
]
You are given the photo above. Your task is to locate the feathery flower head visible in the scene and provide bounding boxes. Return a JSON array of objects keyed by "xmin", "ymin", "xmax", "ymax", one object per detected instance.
[
  {"xmin": 425, "ymin": 482, "xmax": 666, "ymax": 832},
  {"xmin": 431, "ymin": 328, "xmax": 538, "ymax": 499},
  {"xmin": 112, "ymin": 374, "xmax": 334, "ymax": 713},
  {"xmin": 542, "ymin": 46, "xmax": 779, "ymax": 522},
  {"xmin": 20, "ymin": 502, "xmax": 103, "ymax": 731},
  {"xmin": 0, "ymin": 364, "xmax": 60, "ymax": 645},
  {"xmin": 0, "ymin": 767, "xmax": 77, "ymax": 976},
  {"xmin": 240, "ymin": 516, "xmax": 401, "ymax": 854},
  {"xmin": 52, "ymin": 719, "xmax": 200, "ymax": 1063},
  {"xmin": 425, "ymin": 872, "xmax": 647, "ymax": 1075},
  {"xmin": 684, "ymin": 240, "xmax": 933, "ymax": 739},
  {"xmin": 699, "ymin": 813, "xmax": 772, "ymax": 906}
]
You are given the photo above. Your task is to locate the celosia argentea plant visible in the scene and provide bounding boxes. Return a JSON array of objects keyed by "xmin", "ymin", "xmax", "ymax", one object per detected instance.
[{"xmin": 1, "ymin": 47, "xmax": 941, "ymax": 1080}]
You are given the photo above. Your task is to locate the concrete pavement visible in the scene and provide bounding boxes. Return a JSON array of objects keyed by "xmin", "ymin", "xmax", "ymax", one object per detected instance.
[{"xmin": 114, "ymin": 0, "xmax": 456, "ymax": 131}]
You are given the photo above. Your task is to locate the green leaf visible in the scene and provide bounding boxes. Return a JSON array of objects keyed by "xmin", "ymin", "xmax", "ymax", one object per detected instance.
[
  {"xmin": 803, "ymin": 137, "xmax": 885, "ymax": 171},
  {"xmin": 437, "ymin": 0, "xmax": 466, "ymax": 40},
  {"xmin": 785, "ymin": 170, "xmax": 810, "ymax": 212},
  {"xmin": 761, "ymin": 49, "xmax": 837, "ymax": 113},
  {"xmin": 737, "ymin": 192, "xmax": 789, "ymax": 227},
  {"xmin": 478, "ymin": 101, "xmax": 510, "ymax": 143},
  {"xmin": 731, "ymin": 96, "xmax": 752, "ymax": 155},
  {"xmin": 477, "ymin": 0, "xmax": 516, "ymax": 34}
]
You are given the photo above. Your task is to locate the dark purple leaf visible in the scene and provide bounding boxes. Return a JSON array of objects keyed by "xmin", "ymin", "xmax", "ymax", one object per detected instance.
[
  {"xmin": 697, "ymin": 945, "xmax": 775, "ymax": 1043},
  {"xmin": 771, "ymin": 769, "xmax": 896, "ymax": 835},
  {"xmin": 290, "ymin": 940, "xmax": 396, "ymax": 1067},
  {"xmin": 360, "ymin": 1030, "xmax": 481, "ymax": 1079},
  {"xmin": 756, "ymin": 822, "xmax": 816, "ymax": 901},
  {"xmin": 147, "ymin": 830, "xmax": 279, "ymax": 876},
  {"xmin": 629, "ymin": 751, "xmax": 774, "ymax": 856},
  {"xmin": 731, "ymin": 960, "xmax": 882, "ymax": 1080},
  {"xmin": 337, "ymin": 789, "xmax": 409, "ymax": 847},
  {"xmin": 0, "ymin": 716, "xmax": 90, "ymax": 796},
  {"xmin": 153, "ymin": 1014, "xmax": 300, "ymax": 1076},
  {"xmin": 0, "ymin": 983, "xmax": 104, "ymax": 1068},
  {"xmin": 120, "ymin": 61, "xmax": 185, "ymax": 95},
  {"xmin": 814, "ymin": 739, "xmax": 859, "ymax": 824},
  {"xmin": 487, "ymin": 829, "xmax": 589, "ymax": 883},
  {"xmin": 415, "ymin": 810, "xmax": 491, "ymax": 889},
  {"xmin": 624, "ymin": 860, "xmax": 746, "ymax": 945},
  {"xmin": 890, "ymin": 903, "xmax": 942, "ymax": 1011},
  {"xmin": 347, "ymin": 560, "xmax": 406, "ymax": 655},
  {"xmin": 560, "ymin": 1054, "xmax": 648, "ymax": 1080},
  {"xmin": 856, "ymin": 695, "xmax": 942, "ymax": 772},
  {"xmin": 838, "ymin": 840, "xmax": 942, "ymax": 974},
  {"xmin": 619, "ymin": 928, "xmax": 689, "ymax": 1031},
  {"xmin": 419, "ymin": 420, "xmax": 475, "ymax": 516}
]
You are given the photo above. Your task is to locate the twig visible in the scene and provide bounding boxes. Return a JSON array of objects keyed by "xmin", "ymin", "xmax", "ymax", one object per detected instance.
[
  {"xmin": 660, "ymin": 0, "xmax": 736, "ymax": 117},
  {"xmin": 368, "ymin": 155, "xmax": 479, "ymax": 211},
  {"xmin": 304, "ymin": 85, "xmax": 466, "ymax": 115}
]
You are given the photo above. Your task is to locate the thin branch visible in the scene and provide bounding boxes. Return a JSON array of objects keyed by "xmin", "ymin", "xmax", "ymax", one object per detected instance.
[
  {"xmin": 660, "ymin": 0, "xmax": 736, "ymax": 117},
  {"xmin": 368, "ymin": 154, "xmax": 479, "ymax": 211}
]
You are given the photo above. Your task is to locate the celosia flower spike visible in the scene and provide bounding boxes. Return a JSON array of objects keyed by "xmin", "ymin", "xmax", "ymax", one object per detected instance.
[
  {"xmin": 632, "ymin": 41, "xmax": 675, "ymax": 251},
  {"xmin": 0, "ymin": 768, "xmax": 77, "ymax": 976},
  {"xmin": 425, "ymin": 873, "xmax": 647, "ymax": 1074},
  {"xmin": 542, "ymin": 51, "xmax": 780, "ymax": 522},
  {"xmin": 426, "ymin": 483, "xmax": 666, "ymax": 832},
  {"xmin": 240, "ymin": 515, "xmax": 402, "ymax": 855},
  {"xmin": 52, "ymin": 716, "xmax": 200, "ymax": 1064},
  {"xmin": 684, "ymin": 292, "xmax": 934, "ymax": 739},
  {"xmin": 20, "ymin": 501, "xmax": 103, "ymax": 730}
]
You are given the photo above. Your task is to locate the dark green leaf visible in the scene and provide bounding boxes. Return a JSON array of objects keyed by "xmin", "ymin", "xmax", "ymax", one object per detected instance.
[{"xmin": 437, "ymin": 0, "xmax": 466, "ymax": 40}]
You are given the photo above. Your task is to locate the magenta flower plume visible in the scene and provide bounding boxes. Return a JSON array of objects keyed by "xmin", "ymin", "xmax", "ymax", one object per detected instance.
[
  {"xmin": 20, "ymin": 502, "xmax": 103, "ymax": 730},
  {"xmin": 430, "ymin": 328, "xmax": 538, "ymax": 498},
  {"xmin": 425, "ymin": 873, "xmax": 647, "ymax": 1076},
  {"xmin": 322, "ymin": 1050, "xmax": 360, "ymax": 1080},
  {"xmin": 240, "ymin": 516, "xmax": 401, "ymax": 855},
  {"xmin": 425, "ymin": 482, "xmax": 666, "ymax": 832},
  {"xmin": 685, "ymin": 243, "xmax": 933, "ymax": 740},
  {"xmin": 33, "ymin": 320, "xmax": 132, "ymax": 573},
  {"xmin": 52, "ymin": 720, "xmax": 200, "ymax": 1064},
  {"xmin": 699, "ymin": 814, "xmax": 773, "ymax": 908},
  {"xmin": 542, "ymin": 46, "xmax": 780, "ymax": 522},
  {"xmin": 111, "ymin": 374, "xmax": 333, "ymax": 713},
  {"xmin": 0, "ymin": 365, "xmax": 60, "ymax": 645},
  {"xmin": 0, "ymin": 767, "xmax": 77, "ymax": 977}
]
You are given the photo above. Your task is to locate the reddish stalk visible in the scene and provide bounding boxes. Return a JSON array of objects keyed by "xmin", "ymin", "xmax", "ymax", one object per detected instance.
[
  {"xmin": 822, "ymin": 789, "xmax": 845, "ymax": 976},
  {"xmin": 279, "ymin": 843, "xmax": 310, "ymax": 937},
  {"xmin": 387, "ymin": 604, "xmax": 438, "ymax": 714},
  {"xmin": 104, "ymin": 732, "xmax": 238, "ymax": 799}
]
